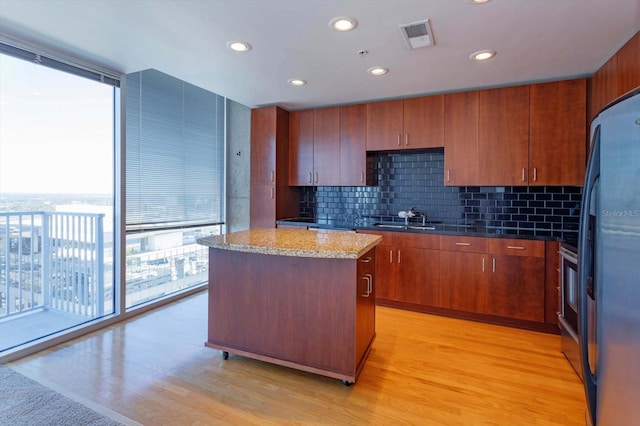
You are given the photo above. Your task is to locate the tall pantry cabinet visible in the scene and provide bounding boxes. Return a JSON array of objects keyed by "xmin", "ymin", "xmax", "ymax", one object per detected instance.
[{"xmin": 250, "ymin": 106, "xmax": 298, "ymax": 228}]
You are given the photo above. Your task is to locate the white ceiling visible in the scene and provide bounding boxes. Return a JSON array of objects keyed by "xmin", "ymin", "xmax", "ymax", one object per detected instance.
[{"xmin": 1, "ymin": 0, "xmax": 639, "ymax": 110}]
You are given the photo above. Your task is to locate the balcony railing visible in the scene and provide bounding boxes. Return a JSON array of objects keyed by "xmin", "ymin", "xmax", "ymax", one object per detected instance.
[{"xmin": 1, "ymin": 211, "xmax": 105, "ymax": 320}]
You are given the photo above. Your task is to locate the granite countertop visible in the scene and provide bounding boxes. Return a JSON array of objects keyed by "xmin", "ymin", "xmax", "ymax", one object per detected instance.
[
  {"xmin": 276, "ymin": 217, "xmax": 576, "ymax": 244},
  {"xmin": 197, "ymin": 228, "xmax": 382, "ymax": 259}
]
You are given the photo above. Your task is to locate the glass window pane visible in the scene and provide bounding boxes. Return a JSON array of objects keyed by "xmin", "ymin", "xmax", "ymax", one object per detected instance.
[{"xmin": 0, "ymin": 51, "xmax": 116, "ymax": 353}]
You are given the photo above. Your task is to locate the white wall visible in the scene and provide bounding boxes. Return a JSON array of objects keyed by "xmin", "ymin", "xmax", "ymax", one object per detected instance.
[{"xmin": 226, "ymin": 99, "xmax": 251, "ymax": 232}]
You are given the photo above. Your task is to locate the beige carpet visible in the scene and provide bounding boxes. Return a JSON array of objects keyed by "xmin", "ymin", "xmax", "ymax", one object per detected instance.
[{"xmin": 0, "ymin": 365, "xmax": 135, "ymax": 425}]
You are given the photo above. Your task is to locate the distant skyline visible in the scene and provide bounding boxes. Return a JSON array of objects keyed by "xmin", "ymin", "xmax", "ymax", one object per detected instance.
[{"xmin": 0, "ymin": 53, "xmax": 114, "ymax": 195}]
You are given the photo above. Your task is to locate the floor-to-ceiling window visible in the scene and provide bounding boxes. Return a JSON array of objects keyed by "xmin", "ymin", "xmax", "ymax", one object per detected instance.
[{"xmin": 0, "ymin": 43, "xmax": 118, "ymax": 352}]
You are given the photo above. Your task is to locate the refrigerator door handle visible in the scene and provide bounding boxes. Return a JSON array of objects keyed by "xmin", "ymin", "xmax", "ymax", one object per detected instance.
[{"xmin": 578, "ymin": 124, "xmax": 601, "ymax": 426}]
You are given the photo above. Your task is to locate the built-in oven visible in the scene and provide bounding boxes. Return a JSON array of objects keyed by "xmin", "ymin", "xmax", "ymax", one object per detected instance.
[{"xmin": 558, "ymin": 242, "xmax": 582, "ymax": 380}]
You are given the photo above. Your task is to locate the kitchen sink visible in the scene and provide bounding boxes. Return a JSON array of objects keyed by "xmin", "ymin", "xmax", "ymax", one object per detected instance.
[
  {"xmin": 373, "ymin": 223, "xmax": 405, "ymax": 229},
  {"xmin": 407, "ymin": 225, "xmax": 436, "ymax": 230}
]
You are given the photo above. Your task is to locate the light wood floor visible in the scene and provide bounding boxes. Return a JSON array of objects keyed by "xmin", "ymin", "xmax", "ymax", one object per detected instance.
[{"xmin": 7, "ymin": 291, "xmax": 585, "ymax": 425}]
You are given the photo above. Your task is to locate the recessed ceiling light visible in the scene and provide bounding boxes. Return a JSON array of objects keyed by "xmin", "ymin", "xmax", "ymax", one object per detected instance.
[
  {"xmin": 468, "ymin": 0, "xmax": 492, "ymax": 4},
  {"xmin": 329, "ymin": 17, "xmax": 358, "ymax": 32},
  {"xmin": 470, "ymin": 50, "xmax": 497, "ymax": 61},
  {"xmin": 288, "ymin": 79, "xmax": 307, "ymax": 86},
  {"xmin": 367, "ymin": 66, "xmax": 389, "ymax": 76},
  {"xmin": 227, "ymin": 41, "xmax": 252, "ymax": 52}
]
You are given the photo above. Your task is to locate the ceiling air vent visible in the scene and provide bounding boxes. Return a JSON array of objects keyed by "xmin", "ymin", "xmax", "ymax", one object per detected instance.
[{"xmin": 399, "ymin": 19, "xmax": 434, "ymax": 50}]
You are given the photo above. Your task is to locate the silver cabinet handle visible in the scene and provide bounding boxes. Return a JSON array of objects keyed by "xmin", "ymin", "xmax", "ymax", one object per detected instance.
[
  {"xmin": 397, "ymin": 250, "xmax": 401, "ymax": 263},
  {"xmin": 270, "ymin": 170, "xmax": 275, "ymax": 183},
  {"xmin": 397, "ymin": 133, "xmax": 401, "ymax": 146},
  {"xmin": 521, "ymin": 168, "xmax": 526, "ymax": 182},
  {"xmin": 308, "ymin": 172, "xmax": 313, "ymax": 183},
  {"xmin": 482, "ymin": 257, "xmax": 485, "ymax": 272},
  {"xmin": 315, "ymin": 172, "xmax": 318, "ymax": 183},
  {"xmin": 361, "ymin": 274, "xmax": 373, "ymax": 297},
  {"xmin": 447, "ymin": 169, "xmax": 451, "ymax": 182},
  {"xmin": 360, "ymin": 256, "xmax": 373, "ymax": 263},
  {"xmin": 405, "ymin": 133, "xmax": 409, "ymax": 146},
  {"xmin": 360, "ymin": 171, "xmax": 365, "ymax": 183},
  {"xmin": 492, "ymin": 258, "xmax": 496, "ymax": 273},
  {"xmin": 389, "ymin": 249, "xmax": 393, "ymax": 264},
  {"xmin": 455, "ymin": 242, "xmax": 471, "ymax": 246},
  {"xmin": 507, "ymin": 245, "xmax": 525, "ymax": 250},
  {"xmin": 270, "ymin": 187, "xmax": 274, "ymax": 199},
  {"xmin": 533, "ymin": 167, "xmax": 538, "ymax": 182}
]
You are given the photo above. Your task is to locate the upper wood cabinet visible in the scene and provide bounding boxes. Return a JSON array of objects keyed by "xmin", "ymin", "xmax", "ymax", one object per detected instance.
[
  {"xmin": 589, "ymin": 31, "xmax": 640, "ymax": 123},
  {"xmin": 289, "ymin": 107, "xmax": 340, "ymax": 186},
  {"xmin": 477, "ymin": 85, "xmax": 530, "ymax": 186},
  {"xmin": 444, "ymin": 91, "xmax": 479, "ymax": 185},
  {"xmin": 616, "ymin": 31, "xmax": 640, "ymax": 97},
  {"xmin": 530, "ymin": 79, "xmax": 587, "ymax": 186},
  {"xmin": 366, "ymin": 96, "xmax": 444, "ymax": 151},
  {"xmin": 340, "ymin": 104, "xmax": 367, "ymax": 186},
  {"xmin": 445, "ymin": 81, "xmax": 587, "ymax": 186}
]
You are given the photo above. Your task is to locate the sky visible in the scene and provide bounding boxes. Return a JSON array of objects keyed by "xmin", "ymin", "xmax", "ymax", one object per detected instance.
[{"xmin": 0, "ymin": 53, "xmax": 114, "ymax": 194}]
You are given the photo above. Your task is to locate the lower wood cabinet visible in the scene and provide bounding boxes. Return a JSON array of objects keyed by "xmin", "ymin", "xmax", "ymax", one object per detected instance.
[
  {"xmin": 359, "ymin": 231, "xmax": 440, "ymax": 307},
  {"xmin": 360, "ymin": 230, "xmax": 554, "ymax": 332}
]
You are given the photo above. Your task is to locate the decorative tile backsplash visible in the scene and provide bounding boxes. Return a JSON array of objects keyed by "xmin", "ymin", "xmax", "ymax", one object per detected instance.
[{"xmin": 297, "ymin": 148, "xmax": 582, "ymax": 238}]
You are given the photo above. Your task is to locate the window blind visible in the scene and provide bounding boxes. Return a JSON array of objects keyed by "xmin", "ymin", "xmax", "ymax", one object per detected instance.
[{"xmin": 125, "ymin": 69, "xmax": 225, "ymax": 232}]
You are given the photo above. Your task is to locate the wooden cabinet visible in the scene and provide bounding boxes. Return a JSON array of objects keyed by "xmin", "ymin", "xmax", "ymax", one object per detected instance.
[
  {"xmin": 250, "ymin": 106, "xmax": 298, "ymax": 228},
  {"xmin": 529, "ymin": 79, "xmax": 587, "ymax": 186},
  {"xmin": 355, "ymin": 249, "xmax": 376, "ymax": 367},
  {"xmin": 485, "ymin": 239, "xmax": 545, "ymax": 322},
  {"xmin": 589, "ymin": 32, "xmax": 640, "ymax": 123},
  {"xmin": 446, "ymin": 81, "xmax": 586, "ymax": 186},
  {"xmin": 444, "ymin": 91, "xmax": 479, "ymax": 185},
  {"xmin": 358, "ymin": 230, "xmax": 440, "ymax": 307},
  {"xmin": 206, "ymin": 246, "xmax": 377, "ymax": 384},
  {"xmin": 366, "ymin": 96, "xmax": 444, "ymax": 151},
  {"xmin": 439, "ymin": 236, "xmax": 545, "ymax": 323},
  {"xmin": 616, "ymin": 31, "xmax": 640, "ymax": 97},
  {"xmin": 340, "ymin": 104, "xmax": 367, "ymax": 185},
  {"xmin": 289, "ymin": 107, "xmax": 341, "ymax": 186},
  {"xmin": 477, "ymin": 85, "xmax": 530, "ymax": 186}
]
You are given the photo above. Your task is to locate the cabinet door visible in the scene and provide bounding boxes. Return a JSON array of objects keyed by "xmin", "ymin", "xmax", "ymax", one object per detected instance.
[
  {"xmin": 616, "ymin": 32, "xmax": 640, "ymax": 98},
  {"xmin": 251, "ymin": 107, "xmax": 277, "ymax": 185},
  {"xmin": 289, "ymin": 110, "xmax": 314, "ymax": 185},
  {"xmin": 374, "ymin": 245, "xmax": 397, "ymax": 301},
  {"xmin": 313, "ymin": 107, "xmax": 341, "ymax": 185},
  {"xmin": 366, "ymin": 99, "xmax": 404, "ymax": 150},
  {"xmin": 487, "ymin": 255, "xmax": 545, "ymax": 322},
  {"xmin": 403, "ymin": 95, "xmax": 444, "ymax": 149},
  {"xmin": 250, "ymin": 184, "xmax": 275, "ymax": 228},
  {"xmin": 356, "ymin": 249, "xmax": 376, "ymax": 364},
  {"xmin": 589, "ymin": 55, "xmax": 618, "ymax": 123},
  {"xmin": 395, "ymin": 248, "xmax": 440, "ymax": 307},
  {"xmin": 439, "ymin": 251, "xmax": 488, "ymax": 314},
  {"xmin": 530, "ymin": 79, "xmax": 586, "ymax": 186},
  {"xmin": 478, "ymin": 86, "xmax": 530, "ymax": 185},
  {"xmin": 340, "ymin": 104, "xmax": 367, "ymax": 185},
  {"xmin": 444, "ymin": 91, "xmax": 479, "ymax": 185}
]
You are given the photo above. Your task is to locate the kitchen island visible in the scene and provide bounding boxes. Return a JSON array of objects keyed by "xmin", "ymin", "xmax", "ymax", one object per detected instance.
[{"xmin": 197, "ymin": 228, "xmax": 382, "ymax": 384}]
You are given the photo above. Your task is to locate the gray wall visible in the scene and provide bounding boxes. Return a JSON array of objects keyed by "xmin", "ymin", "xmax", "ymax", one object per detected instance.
[{"xmin": 225, "ymin": 99, "xmax": 251, "ymax": 232}]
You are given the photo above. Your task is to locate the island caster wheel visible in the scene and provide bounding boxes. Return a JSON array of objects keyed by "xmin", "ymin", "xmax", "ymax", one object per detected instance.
[
  {"xmin": 341, "ymin": 380, "xmax": 352, "ymax": 387},
  {"xmin": 222, "ymin": 351, "xmax": 229, "ymax": 360}
]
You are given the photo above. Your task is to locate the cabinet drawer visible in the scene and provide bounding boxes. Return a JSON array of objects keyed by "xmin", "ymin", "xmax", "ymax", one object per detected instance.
[
  {"xmin": 357, "ymin": 230, "xmax": 396, "ymax": 245},
  {"xmin": 440, "ymin": 235, "xmax": 487, "ymax": 253},
  {"xmin": 487, "ymin": 238, "xmax": 545, "ymax": 258},
  {"xmin": 397, "ymin": 233, "xmax": 440, "ymax": 249}
]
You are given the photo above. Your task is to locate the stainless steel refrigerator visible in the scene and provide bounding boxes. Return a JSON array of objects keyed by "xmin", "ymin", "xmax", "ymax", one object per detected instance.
[{"xmin": 579, "ymin": 87, "xmax": 640, "ymax": 425}]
